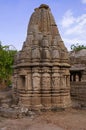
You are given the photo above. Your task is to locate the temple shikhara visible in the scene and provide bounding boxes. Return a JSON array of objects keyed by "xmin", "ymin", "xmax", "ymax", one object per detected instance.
[{"xmin": 13, "ymin": 4, "xmax": 71, "ymax": 109}]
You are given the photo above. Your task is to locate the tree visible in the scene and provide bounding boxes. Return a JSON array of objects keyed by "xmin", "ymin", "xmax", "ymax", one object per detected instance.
[
  {"xmin": 71, "ymin": 43, "xmax": 86, "ymax": 51},
  {"xmin": 0, "ymin": 42, "xmax": 17, "ymax": 86}
]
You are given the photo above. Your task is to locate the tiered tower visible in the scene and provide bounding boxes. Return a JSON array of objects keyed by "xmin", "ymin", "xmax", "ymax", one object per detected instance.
[{"xmin": 13, "ymin": 4, "xmax": 71, "ymax": 109}]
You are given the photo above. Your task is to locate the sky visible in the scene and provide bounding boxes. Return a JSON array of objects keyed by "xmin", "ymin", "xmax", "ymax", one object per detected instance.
[{"xmin": 0, "ymin": 0, "xmax": 86, "ymax": 51}]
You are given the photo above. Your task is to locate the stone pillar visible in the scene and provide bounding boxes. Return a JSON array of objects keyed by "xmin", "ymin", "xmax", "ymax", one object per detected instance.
[
  {"xmin": 31, "ymin": 67, "xmax": 42, "ymax": 109},
  {"xmin": 82, "ymin": 70, "xmax": 86, "ymax": 82},
  {"xmin": 66, "ymin": 70, "xmax": 70, "ymax": 88},
  {"xmin": 41, "ymin": 67, "xmax": 51, "ymax": 109},
  {"xmin": 22, "ymin": 69, "xmax": 32, "ymax": 107},
  {"xmin": 60, "ymin": 68, "xmax": 71, "ymax": 108},
  {"xmin": 60, "ymin": 75, "xmax": 66, "ymax": 89},
  {"xmin": 51, "ymin": 67, "xmax": 61, "ymax": 107},
  {"xmin": 17, "ymin": 74, "xmax": 23, "ymax": 106}
]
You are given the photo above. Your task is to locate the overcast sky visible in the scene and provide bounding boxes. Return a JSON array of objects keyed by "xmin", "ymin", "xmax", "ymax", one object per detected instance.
[{"xmin": 0, "ymin": 0, "xmax": 86, "ymax": 50}]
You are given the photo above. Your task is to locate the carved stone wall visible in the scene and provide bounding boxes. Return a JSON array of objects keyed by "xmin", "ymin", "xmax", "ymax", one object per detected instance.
[
  {"xmin": 69, "ymin": 49, "xmax": 86, "ymax": 107},
  {"xmin": 71, "ymin": 82, "xmax": 86, "ymax": 107},
  {"xmin": 13, "ymin": 4, "xmax": 71, "ymax": 109}
]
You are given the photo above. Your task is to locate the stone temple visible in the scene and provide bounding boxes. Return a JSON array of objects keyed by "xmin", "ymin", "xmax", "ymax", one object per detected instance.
[{"xmin": 13, "ymin": 4, "xmax": 71, "ymax": 110}]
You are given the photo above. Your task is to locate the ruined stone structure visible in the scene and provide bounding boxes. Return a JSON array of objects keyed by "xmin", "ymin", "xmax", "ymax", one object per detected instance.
[
  {"xmin": 13, "ymin": 4, "xmax": 71, "ymax": 110},
  {"xmin": 70, "ymin": 49, "xmax": 86, "ymax": 107}
]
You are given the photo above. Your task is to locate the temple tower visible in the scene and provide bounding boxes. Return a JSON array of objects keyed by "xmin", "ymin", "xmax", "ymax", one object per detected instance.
[{"xmin": 13, "ymin": 4, "xmax": 71, "ymax": 109}]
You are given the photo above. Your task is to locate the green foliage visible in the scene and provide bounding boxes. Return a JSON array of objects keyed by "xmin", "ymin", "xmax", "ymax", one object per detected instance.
[
  {"xmin": 71, "ymin": 43, "xmax": 86, "ymax": 51},
  {"xmin": 0, "ymin": 42, "xmax": 17, "ymax": 86}
]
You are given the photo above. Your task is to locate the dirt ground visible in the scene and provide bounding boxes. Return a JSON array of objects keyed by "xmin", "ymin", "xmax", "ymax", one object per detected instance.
[{"xmin": 0, "ymin": 108, "xmax": 86, "ymax": 130}]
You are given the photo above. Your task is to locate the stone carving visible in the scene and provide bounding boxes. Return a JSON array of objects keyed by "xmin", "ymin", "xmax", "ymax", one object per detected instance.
[
  {"xmin": 41, "ymin": 36, "xmax": 51, "ymax": 61},
  {"xmin": 52, "ymin": 39, "xmax": 60, "ymax": 61},
  {"xmin": 31, "ymin": 40, "xmax": 41, "ymax": 61},
  {"xmin": 42, "ymin": 72, "xmax": 51, "ymax": 90},
  {"xmin": 13, "ymin": 4, "xmax": 71, "ymax": 110},
  {"xmin": 52, "ymin": 73, "xmax": 60, "ymax": 89},
  {"xmin": 32, "ymin": 72, "xmax": 40, "ymax": 90}
]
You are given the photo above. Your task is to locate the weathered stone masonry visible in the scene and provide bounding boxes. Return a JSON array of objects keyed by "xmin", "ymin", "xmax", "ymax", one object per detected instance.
[
  {"xmin": 13, "ymin": 4, "xmax": 71, "ymax": 109},
  {"xmin": 70, "ymin": 49, "xmax": 86, "ymax": 107}
]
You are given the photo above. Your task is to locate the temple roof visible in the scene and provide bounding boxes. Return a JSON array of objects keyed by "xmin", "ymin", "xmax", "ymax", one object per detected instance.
[{"xmin": 14, "ymin": 4, "xmax": 70, "ymax": 68}]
